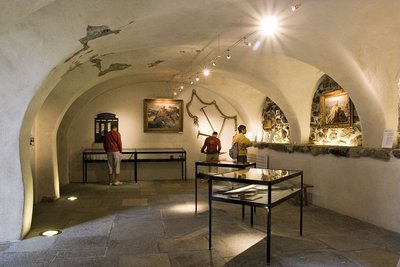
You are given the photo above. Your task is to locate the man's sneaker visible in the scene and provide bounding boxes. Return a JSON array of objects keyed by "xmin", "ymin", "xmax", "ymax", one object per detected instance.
[{"xmin": 112, "ymin": 181, "xmax": 123, "ymax": 186}]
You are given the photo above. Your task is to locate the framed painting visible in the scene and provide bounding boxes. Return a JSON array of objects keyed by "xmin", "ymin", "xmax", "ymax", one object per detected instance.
[
  {"xmin": 320, "ymin": 90, "xmax": 353, "ymax": 128},
  {"xmin": 144, "ymin": 98, "xmax": 183, "ymax": 132}
]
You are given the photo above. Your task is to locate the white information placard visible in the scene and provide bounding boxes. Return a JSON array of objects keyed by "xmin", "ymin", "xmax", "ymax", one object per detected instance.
[{"xmin": 381, "ymin": 129, "xmax": 394, "ymax": 148}]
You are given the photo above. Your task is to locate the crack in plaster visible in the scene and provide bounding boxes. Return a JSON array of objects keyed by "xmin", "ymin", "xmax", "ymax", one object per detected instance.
[
  {"xmin": 79, "ymin": 25, "xmax": 120, "ymax": 50},
  {"xmin": 148, "ymin": 60, "xmax": 165, "ymax": 68},
  {"xmin": 89, "ymin": 55, "xmax": 131, "ymax": 76}
]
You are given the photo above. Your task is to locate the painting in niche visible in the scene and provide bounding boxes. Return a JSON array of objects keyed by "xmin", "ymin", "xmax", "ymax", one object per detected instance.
[
  {"xmin": 320, "ymin": 90, "xmax": 353, "ymax": 128},
  {"xmin": 144, "ymin": 99, "xmax": 183, "ymax": 132}
]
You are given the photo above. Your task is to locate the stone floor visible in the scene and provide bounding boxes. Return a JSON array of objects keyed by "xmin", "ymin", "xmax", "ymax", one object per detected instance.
[{"xmin": 0, "ymin": 179, "xmax": 399, "ymax": 267}]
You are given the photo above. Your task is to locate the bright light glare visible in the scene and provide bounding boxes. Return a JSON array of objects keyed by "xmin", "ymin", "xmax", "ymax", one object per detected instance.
[
  {"xmin": 260, "ymin": 16, "xmax": 279, "ymax": 35},
  {"xmin": 203, "ymin": 68, "xmax": 210, "ymax": 76},
  {"xmin": 252, "ymin": 40, "xmax": 261, "ymax": 51},
  {"xmin": 41, "ymin": 230, "xmax": 61, "ymax": 237},
  {"xmin": 170, "ymin": 203, "xmax": 194, "ymax": 213}
]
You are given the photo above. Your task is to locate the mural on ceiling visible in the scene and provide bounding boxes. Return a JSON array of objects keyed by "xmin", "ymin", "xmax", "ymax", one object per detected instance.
[
  {"xmin": 262, "ymin": 97, "xmax": 290, "ymax": 143},
  {"xmin": 186, "ymin": 89, "xmax": 237, "ymax": 138},
  {"xmin": 309, "ymin": 75, "xmax": 362, "ymax": 146}
]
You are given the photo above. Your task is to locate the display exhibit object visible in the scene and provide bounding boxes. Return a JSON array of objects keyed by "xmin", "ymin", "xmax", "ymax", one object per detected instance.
[{"xmin": 208, "ymin": 168, "xmax": 304, "ymax": 265}]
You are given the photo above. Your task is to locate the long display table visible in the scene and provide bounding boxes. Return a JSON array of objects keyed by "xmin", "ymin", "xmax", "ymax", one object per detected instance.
[
  {"xmin": 82, "ymin": 148, "xmax": 186, "ymax": 183},
  {"xmin": 208, "ymin": 167, "xmax": 303, "ymax": 265}
]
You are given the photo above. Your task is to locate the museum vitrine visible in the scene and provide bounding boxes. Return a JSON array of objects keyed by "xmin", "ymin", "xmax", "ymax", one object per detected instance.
[
  {"xmin": 194, "ymin": 160, "xmax": 256, "ymax": 213},
  {"xmin": 208, "ymin": 168, "xmax": 303, "ymax": 265}
]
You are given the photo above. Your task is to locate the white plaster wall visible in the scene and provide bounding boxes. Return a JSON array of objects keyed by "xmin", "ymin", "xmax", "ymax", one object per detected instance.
[
  {"xmin": 257, "ymin": 148, "xmax": 400, "ymax": 234},
  {"xmin": 62, "ymin": 83, "xmax": 246, "ymax": 183}
]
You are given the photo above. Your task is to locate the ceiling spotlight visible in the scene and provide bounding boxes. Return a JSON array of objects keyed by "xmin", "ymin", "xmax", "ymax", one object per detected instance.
[
  {"xmin": 190, "ymin": 80, "xmax": 194, "ymax": 85},
  {"xmin": 173, "ymin": 91, "xmax": 177, "ymax": 96},
  {"xmin": 195, "ymin": 75, "xmax": 200, "ymax": 82},
  {"xmin": 67, "ymin": 196, "xmax": 78, "ymax": 201},
  {"xmin": 212, "ymin": 56, "xmax": 220, "ymax": 66},
  {"xmin": 180, "ymin": 85, "xmax": 184, "ymax": 89},
  {"xmin": 244, "ymin": 38, "xmax": 252, "ymax": 47},
  {"xmin": 291, "ymin": 0, "xmax": 301, "ymax": 11},
  {"xmin": 260, "ymin": 16, "xmax": 279, "ymax": 35},
  {"xmin": 203, "ymin": 68, "xmax": 210, "ymax": 76},
  {"xmin": 40, "ymin": 230, "xmax": 62, "ymax": 237},
  {"xmin": 226, "ymin": 49, "xmax": 231, "ymax": 59}
]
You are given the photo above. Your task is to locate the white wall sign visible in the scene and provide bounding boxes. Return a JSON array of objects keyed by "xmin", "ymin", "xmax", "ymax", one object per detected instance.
[{"xmin": 381, "ymin": 129, "xmax": 395, "ymax": 148}]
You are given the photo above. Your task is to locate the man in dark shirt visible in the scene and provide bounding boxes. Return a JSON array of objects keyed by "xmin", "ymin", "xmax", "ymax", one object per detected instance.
[
  {"xmin": 103, "ymin": 124, "xmax": 123, "ymax": 185},
  {"xmin": 201, "ymin": 131, "xmax": 221, "ymax": 161}
]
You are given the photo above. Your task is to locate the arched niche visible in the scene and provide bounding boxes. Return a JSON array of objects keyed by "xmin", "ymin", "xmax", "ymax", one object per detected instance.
[
  {"xmin": 309, "ymin": 75, "xmax": 362, "ymax": 146},
  {"xmin": 261, "ymin": 97, "xmax": 290, "ymax": 143}
]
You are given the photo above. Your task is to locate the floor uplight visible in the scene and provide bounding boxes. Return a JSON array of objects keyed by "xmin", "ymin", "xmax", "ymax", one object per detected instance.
[{"xmin": 40, "ymin": 230, "xmax": 62, "ymax": 237}]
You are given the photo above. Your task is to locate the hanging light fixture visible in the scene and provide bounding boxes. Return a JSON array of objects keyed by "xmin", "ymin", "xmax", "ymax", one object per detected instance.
[
  {"xmin": 243, "ymin": 37, "xmax": 252, "ymax": 47},
  {"xmin": 226, "ymin": 49, "xmax": 231, "ymax": 59},
  {"xmin": 195, "ymin": 74, "xmax": 200, "ymax": 82},
  {"xmin": 291, "ymin": 0, "xmax": 301, "ymax": 11}
]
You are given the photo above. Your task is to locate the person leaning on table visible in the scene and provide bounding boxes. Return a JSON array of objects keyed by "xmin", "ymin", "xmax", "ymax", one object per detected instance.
[
  {"xmin": 232, "ymin": 124, "xmax": 252, "ymax": 163},
  {"xmin": 103, "ymin": 123, "xmax": 123, "ymax": 186},
  {"xmin": 201, "ymin": 131, "xmax": 221, "ymax": 161}
]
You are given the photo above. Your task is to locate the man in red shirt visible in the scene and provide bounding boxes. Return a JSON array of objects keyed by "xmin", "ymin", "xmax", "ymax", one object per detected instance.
[
  {"xmin": 103, "ymin": 124, "xmax": 123, "ymax": 185},
  {"xmin": 201, "ymin": 131, "xmax": 221, "ymax": 161}
]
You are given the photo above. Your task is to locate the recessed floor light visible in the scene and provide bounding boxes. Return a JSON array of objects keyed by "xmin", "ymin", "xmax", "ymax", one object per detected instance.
[{"xmin": 40, "ymin": 230, "xmax": 62, "ymax": 237}]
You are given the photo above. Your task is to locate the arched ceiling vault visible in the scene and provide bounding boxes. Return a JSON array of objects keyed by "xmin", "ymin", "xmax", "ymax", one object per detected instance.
[{"xmin": 19, "ymin": 0, "xmax": 399, "ymax": 148}]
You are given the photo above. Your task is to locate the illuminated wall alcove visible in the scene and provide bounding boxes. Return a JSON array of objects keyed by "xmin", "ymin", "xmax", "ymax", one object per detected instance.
[
  {"xmin": 261, "ymin": 97, "xmax": 290, "ymax": 144},
  {"xmin": 309, "ymin": 75, "xmax": 362, "ymax": 146}
]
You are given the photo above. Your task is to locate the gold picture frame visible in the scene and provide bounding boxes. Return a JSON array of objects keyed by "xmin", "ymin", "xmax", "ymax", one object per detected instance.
[
  {"xmin": 320, "ymin": 90, "xmax": 353, "ymax": 128},
  {"xmin": 144, "ymin": 98, "xmax": 183, "ymax": 133}
]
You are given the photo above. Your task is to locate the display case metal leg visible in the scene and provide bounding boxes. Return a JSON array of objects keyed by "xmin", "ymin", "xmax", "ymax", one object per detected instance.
[
  {"xmin": 208, "ymin": 178, "xmax": 212, "ymax": 250},
  {"xmin": 195, "ymin": 164, "xmax": 198, "ymax": 214},
  {"xmin": 266, "ymin": 208, "xmax": 271, "ymax": 265},
  {"xmin": 250, "ymin": 206, "xmax": 254, "ymax": 227},
  {"xmin": 300, "ymin": 172, "xmax": 303, "ymax": 236}
]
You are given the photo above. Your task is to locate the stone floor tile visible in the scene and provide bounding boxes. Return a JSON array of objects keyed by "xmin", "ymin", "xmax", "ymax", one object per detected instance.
[
  {"xmin": 169, "ymin": 250, "xmax": 226, "ymax": 267},
  {"xmin": 50, "ymin": 235, "xmax": 109, "ymax": 250},
  {"xmin": 276, "ymin": 250, "xmax": 359, "ymax": 267},
  {"xmin": 342, "ymin": 248, "xmax": 400, "ymax": 267},
  {"xmin": 106, "ymin": 238, "xmax": 160, "ymax": 256},
  {"xmin": 54, "ymin": 247, "xmax": 106, "ymax": 258},
  {"xmin": 121, "ymin": 198, "xmax": 148, "ymax": 207},
  {"xmin": 119, "ymin": 253, "xmax": 171, "ymax": 267}
]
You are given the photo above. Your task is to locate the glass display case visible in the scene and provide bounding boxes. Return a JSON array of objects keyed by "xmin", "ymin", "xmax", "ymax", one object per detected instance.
[
  {"xmin": 208, "ymin": 168, "xmax": 303, "ymax": 265},
  {"xmin": 82, "ymin": 148, "xmax": 186, "ymax": 183},
  {"xmin": 194, "ymin": 160, "xmax": 256, "ymax": 214}
]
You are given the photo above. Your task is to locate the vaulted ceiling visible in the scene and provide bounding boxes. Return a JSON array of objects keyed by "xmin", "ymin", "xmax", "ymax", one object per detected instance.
[{"xmin": 1, "ymin": 0, "xmax": 400, "ymax": 145}]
